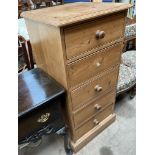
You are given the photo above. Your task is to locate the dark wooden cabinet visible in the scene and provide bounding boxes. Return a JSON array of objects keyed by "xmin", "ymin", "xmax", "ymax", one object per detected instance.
[{"xmin": 18, "ymin": 68, "xmax": 65, "ymax": 143}]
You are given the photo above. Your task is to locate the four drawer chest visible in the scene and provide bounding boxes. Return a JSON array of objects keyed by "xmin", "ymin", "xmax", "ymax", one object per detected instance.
[{"xmin": 22, "ymin": 2, "xmax": 131, "ymax": 152}]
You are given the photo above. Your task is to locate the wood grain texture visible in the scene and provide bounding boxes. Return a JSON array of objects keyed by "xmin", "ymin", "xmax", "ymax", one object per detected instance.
[
  {"xmin": 74, "ymin": 104, "xmax": 114, "ymax": 141},
  {"xmin": 67, "ymin": 43, "xmax": 123, "ymax": 87},
  {"xmin": 70, "ymin": 66, "xmax": 119, "ymax": 111},
  {"xmin": 73, "ymin": 90, "xmax": 116, "ymax": 128},
  {"xmin": 22, "ymin": 2, "xmax": 130, "ymax": 151},
  {"xmin": 22, "ymin": 2, "xmax": 131, "ymax": 27},
  {"xmin": 24, "ymin": 19, "xmax": 76, "ymax": 135},
  {"xmin": 64, "ymin": 12, "xmax": 125, "ymax": 59},
  {"xmin": 71, "ymin": 113, "xmax": 116, "ymax": 151},
  {"xmin": 25, "ymin": 19, "xmax": 68, "ymax": 89},
  {"xmin": 66, "ymin": 38, "xmax": 123, "ymax": 64}
]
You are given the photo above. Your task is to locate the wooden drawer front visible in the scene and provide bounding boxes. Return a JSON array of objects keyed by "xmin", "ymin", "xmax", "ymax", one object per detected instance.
[
  {"xmin": 64, "ymin": 12, "xmax": 125, "ymax": 59},
  {"xmin": 68, "ymin": 43, "xmax": 122, "ymax": 87},
  {"xmin": 18, "ymin": 100, "xmax": 64, "ymax": 141},
  {"xmin": 70, "ymin": 66, "xmax": 119, "ymax": 111},
  {"xmin": 75, "ymin": 104, "xmax": 114, "ymax": 141},
  {"xmin": 73, "ymin": 90, "xmax": 116, "ymax": 128}
]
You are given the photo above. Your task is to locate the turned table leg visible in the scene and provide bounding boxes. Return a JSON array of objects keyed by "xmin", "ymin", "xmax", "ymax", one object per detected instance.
[{"xmin": 58, "ymin": 126, "xmax": 73, "ymax": 155}]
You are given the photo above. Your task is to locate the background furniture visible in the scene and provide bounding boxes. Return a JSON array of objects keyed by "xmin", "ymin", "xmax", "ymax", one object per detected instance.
[
  {"xmin": 22, "ymin": 2, "xmax": 131, "ymax": 152},
  {"xmin": 18, "ymin": 68, "xmax": 72, "ymax": 155},
  {"xmin": 32, "ymin": 0, "xmax": 53, "ymax": 9},
  {"xmin": 18, "ymin": 35, "xmax": 34, "ymax": 72},
  {"xmin": 118, "ymin": 0, "xmax": 136, "ymax": 18},
  {"xmin": 18, "ymin": 35, "xmax": 31, "ymax": 72},
  {"xmin": 117, "ymin": 63, "xmax": 136, "ymax": 97},
  {"xmin": 64, "ymin": 0, "xmax": 90, "ymax": 3},
  {"xmin": 117, "ymin": 50, "xmax": 136, "ymax": 98},
  {"xmin": 18, "ymin": 0, "xmax": 64, "ymax": 18},
  {"xmin": 18, "ymin": 18, "xmax": 35, "ymax": 71},
  {"xmin": 123, "ymin": 16, "xmax": 136, "ymax": 52},
  {"xmin": 122, "ymin": 50, "xmax": 136, "ymax": 68},
  {"xmin": 116, "ymin": 15, "xmax": 136, "ymax": 98},
  {"xmin": 18, "ymin": 0, "xmax": 34, "ymax": 18},
  {"xmin": 18, "ymin": 41, "xmax": 29, "ymax": 72}
]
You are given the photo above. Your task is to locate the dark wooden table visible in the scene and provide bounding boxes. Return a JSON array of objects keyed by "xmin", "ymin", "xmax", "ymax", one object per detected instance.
[{"xmin": 18, "ymin": 68, "xmax": 72, "ymax": 155}]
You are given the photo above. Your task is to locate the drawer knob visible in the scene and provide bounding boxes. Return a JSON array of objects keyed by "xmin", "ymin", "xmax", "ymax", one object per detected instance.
[
  {"xmin": 95, "ymin": 85, "xmax": 103, "ymax": 92},
  {"xmin": 94, "ymin": 104, "xmax": 101, "ymax": 110},
  {"xmin": 96, "ymin": 62, "xmax": 101, "ymax": 67},
  {"xmin": 37, "ymin": 113, "xmax": 50, "ymax": 123},
  {"xmin": 96, "ymin": 30, "xmax": 105, "ymax": 39},
  {"xmin": 94, "ymin": 119, "xmax": 100, "ymax": 125}
]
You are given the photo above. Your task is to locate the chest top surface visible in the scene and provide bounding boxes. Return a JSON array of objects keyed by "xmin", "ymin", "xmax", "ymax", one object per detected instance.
[
  {"xmin": 18, "ymin": 68, "xmax": 65, "ymax": 118},
  {"xmin": 22, "ymin": 2, "xmax": 131, "ymax": 27}
]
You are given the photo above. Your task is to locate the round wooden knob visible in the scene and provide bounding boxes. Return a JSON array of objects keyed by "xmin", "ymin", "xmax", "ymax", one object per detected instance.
[
  {"xmin": 96, "ymin": 62, "xmax": 101, "ymax": 67},
  {"xmin": 95, "ymin": 85, "xmax": 103, "ymax": 92},
  {"xmin": 96, "ymin": 30, "xmax": 105, "ymax": 39},
  {"xmin": 94, "ymin": 119, "xmax": 99, "ymax": 125},
  {"xmin": 94, "ymin": 104, "xmax": 101, "ymax": 110}
]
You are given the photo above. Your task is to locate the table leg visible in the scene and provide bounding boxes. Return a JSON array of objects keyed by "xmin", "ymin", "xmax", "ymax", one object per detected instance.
[{"xmin": 58, "ymin": 127, "xmax": 73, "ymax": 155}]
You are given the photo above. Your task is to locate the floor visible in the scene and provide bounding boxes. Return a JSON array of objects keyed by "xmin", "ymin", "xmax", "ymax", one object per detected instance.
[{"xmin": 19, "ymin": 94, "xmax": 136, "ymax": 155}]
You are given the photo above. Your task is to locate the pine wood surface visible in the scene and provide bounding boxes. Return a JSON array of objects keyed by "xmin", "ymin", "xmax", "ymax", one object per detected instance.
[
  {"xmin": 70, "ymin": 66, "xmax": 119, "ymax": 111},
  {"xmin": 73, "ymin": 90, "xmax": 116, "ymax": 129},
  {"xmin": 71, "ymin": 113, "xmax": 116, "ymax": 151},
  {"xmin": 67, "ymin": 43, "xmax": 123, "ymax": 87},
  {"xmin": 64, "ymin": 12, "xmax": 125, "ymax": 59},
  {"xmin": 22, "ymin": 2, "xmax": 131, "ymax": 27},
  {"xmin": 23, "ymin": 2, "xmax": 130, "ymax": 151},
  {"xmin": 74, "ymin": 104, "xmax": 114, "ymax": 141}
]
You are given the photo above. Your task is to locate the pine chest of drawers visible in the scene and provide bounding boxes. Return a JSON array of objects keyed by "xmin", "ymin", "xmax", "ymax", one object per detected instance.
[{"xmin": 22, "ymin": 2, "xmax": 131, "ymax": 152}]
